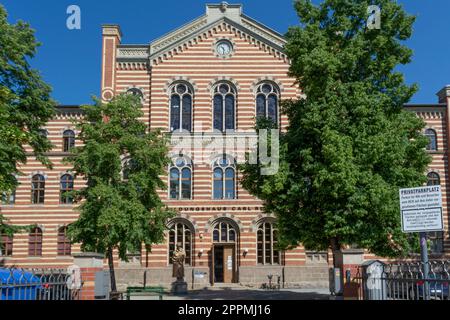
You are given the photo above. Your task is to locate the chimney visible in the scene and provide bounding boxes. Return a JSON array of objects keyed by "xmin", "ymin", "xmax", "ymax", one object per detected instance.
[{"xmin": 101, "ymin": 24, "xmax": 122, "ymax": 102}]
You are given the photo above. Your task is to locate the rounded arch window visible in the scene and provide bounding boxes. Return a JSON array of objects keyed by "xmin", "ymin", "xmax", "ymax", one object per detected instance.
[
  {"xmin": 57, "ymin": 226, "xmax": 71, "ymax": 256},
  {"xmin": 31, "ymin": 174, "xmax": 45, "ymax": 204},
  {"xmin": 127, "ymin": 87, "xmax": 144, "ymax": 98},
  {"xmin": 213, "ymin": 82, "xmax": 236, "ymax": 132},
  {"xmin": 427, "ymin": 172, "xmax": 440, "ymax": 186},
  {"xmin": 126, "ymin": 88, "xmax": 144, "ymax": 106},
  {"xmin": 257, "ymin": 221, "xmax": 280, "ymax": 265},
  {"xmin": 0, "ymin": 233, "xmax": 13, "ymax": 256},
  {"xmin": 169, "ymin": 156, "xmax": 192, "ymax": 200},
  {"xmin": 170, "ymin": 82, "xmax": 193, "ymax": 132},
  {"xmin": 212, "ymin": 155, "xmax": 236, "ymax": 200},
  {"xmin": 60, "ymin": 174, "xmax": 74, "ymax": 204},
  {"xmin": 122, "ymin": 157, "xmax": 139, "ymax": 181},
  {"xmin": 255, "ymin": 82, "xmax": 279, "ymax": 125},
  {"xmin": 212, "ymin": 220, "xmax": 238, "ymax": 243},
  {"xmin": 38, "ymin": 129, "xmax": 48, "ymax": 138},
  {"xmin": 168, "ymin": 221, "xmax": 193, "ymax": 265},
  {"xmin": 63, "ymin": 130, "xmax": 75, "ymax": 152},
  {"xmin": 425, "ymin": 129, "xmax": 437, "ymax": 151},
  {"xmin": 28, "ymin": 227, "xmax": 43, "ymax": 256}
]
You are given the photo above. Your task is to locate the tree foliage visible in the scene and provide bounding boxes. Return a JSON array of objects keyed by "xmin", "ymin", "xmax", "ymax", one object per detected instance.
[
  {"xmin": 0, "ymin": 4, "xmax": 55, "ymax": 237},
  {"xmin": 65, "ymin": 94, "xmax": 174, "ymax": 289},
  {"xmin": 240, "ymin": 0, "xmax": 430, "ymax": 258}
]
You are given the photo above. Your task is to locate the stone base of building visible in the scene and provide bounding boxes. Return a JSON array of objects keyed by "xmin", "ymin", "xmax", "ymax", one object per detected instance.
[
  {"xmin": 115, "ymin": 265, "xmax": 330, "ymax": 291},
  {"xmin": 238, "ymin": 266, "xmax": 330, "ymax": 289},
  {"xmin": 115, "ymin": 267, "xmax": 210, "ymax": 291}
]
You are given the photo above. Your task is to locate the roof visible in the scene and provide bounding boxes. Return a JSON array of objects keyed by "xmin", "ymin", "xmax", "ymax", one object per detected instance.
[
  {"xmin": 116, "ymin": 3, "xmax": 288, "ymax": 63},
  {"xmin": 403, "ymin": 103, "xmax": 446, "ymax": 108}
]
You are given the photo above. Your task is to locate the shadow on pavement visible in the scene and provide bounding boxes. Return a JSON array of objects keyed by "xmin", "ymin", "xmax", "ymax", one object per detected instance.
[{"xmin": 169, "ymin": 288, "xmax": 330, "ymax": 300}]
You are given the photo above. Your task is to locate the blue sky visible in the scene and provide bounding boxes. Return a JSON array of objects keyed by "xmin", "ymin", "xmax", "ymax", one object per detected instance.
[{"xmin": 2, "ymin": 0, "xmax": 449, "ymax": 105}]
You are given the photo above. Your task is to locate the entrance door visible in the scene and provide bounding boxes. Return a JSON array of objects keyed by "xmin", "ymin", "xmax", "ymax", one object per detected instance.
[
  {"xmin": 212, "ymin": 245, "xmax": 235, "ymax": 283},
  {"xmin": 223, "ymin": 246, "xmax": 234, "ymax": 283}
]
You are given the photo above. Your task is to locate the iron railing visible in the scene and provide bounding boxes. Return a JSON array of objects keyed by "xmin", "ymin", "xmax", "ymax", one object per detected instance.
[
  {"xmin": 354, "ymin": 260, "xmax": 450, "ymax": 300},
  {"xmin": 0, "ymin": 268, "xmax": 81, "ymax": 300}
]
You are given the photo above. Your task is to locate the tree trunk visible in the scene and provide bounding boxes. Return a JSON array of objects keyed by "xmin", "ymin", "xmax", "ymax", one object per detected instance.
[
  {"xmin": 107, "ymin": 247, "xmax": 117, "ymax": 294},
  {"xmin": 330, "ymin": 237, "xmax": 341, "ymax": 269}
]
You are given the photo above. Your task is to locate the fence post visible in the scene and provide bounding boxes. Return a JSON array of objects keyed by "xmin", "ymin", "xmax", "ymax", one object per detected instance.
[{"xmin": 73, "ymin": 252, "xmax": 104, "ymax": 300}]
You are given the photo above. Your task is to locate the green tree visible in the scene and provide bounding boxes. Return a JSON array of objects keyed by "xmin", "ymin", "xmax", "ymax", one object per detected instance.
[
  {"xmin": 0, "ymin": 5, "xmax": 55, "ymax": 240},
  {"xmin": 65, "ymin": 94, "xmax": 174, "ymax": 292},
  {"xmin": 240, "ymin": 0, "xmax": 430, "ymax": 260}
]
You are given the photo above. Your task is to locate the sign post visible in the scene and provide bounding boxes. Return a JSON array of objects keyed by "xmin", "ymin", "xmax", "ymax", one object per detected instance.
[
  {"xmin": 419, "ymin": 232, "xmax": 430, "ymax": 300},
  {"xmin": 399, "ymin": 185, "xmax": 444, "ymax": 300}
]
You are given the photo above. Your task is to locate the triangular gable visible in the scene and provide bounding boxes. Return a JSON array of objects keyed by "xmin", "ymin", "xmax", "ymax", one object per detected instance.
[
  {"xmin": 116, "ymin": 4, "xmax": 289, "ymax": 65},
  {"xmin": 149, "ymin": 16, "xmax": 288, "ymax": 66}
]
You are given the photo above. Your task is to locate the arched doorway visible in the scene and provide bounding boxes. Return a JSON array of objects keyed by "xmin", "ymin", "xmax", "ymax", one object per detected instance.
[{"xmin": 211, "ymin": 219, "xmax": 239, "ymax": 284}]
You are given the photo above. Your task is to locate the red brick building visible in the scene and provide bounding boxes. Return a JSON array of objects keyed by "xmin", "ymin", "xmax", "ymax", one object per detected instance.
[{"xmin": 0, "ymin": 3, "xmax": 448, "ymax": 289}]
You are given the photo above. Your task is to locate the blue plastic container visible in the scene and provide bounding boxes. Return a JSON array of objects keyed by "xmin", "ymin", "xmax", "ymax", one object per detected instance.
[{"xmin": 0, "ymin": 268, "xmax": 43, "ymax": 300}]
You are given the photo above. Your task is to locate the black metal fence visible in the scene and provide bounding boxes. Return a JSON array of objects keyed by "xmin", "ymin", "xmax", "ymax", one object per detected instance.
[
  {"xmin": 354, "ymin": 260, "xmax": 450, "ymax": 300},
  {"xmin": 0, "ymin": 268, "xmax": 82, "ymax": 300}
]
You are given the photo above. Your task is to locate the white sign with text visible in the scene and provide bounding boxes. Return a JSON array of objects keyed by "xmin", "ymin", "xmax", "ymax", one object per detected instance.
[{"xmin": 399, "ymin": 185, "xmax": 444, "ymax": 233}]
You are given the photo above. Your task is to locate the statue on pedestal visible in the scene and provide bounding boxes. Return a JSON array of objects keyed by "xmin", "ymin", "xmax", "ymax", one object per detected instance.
[
  {"xmin": 172, "ymin": 244, "xmax": 186, "ymax": 280},
  {"xmin": 171, "ymin": 244, "xmax": 188, "ymax": 294}
]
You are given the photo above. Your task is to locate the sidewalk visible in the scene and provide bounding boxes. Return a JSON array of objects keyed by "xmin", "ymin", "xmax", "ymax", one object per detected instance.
[{"xmin": 128, "ymin": 286, "xmax": 331, "ymax": 300}]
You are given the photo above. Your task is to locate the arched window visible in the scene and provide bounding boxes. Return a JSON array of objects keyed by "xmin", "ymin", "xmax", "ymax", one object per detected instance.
[
  {"xmin": 427, "ymin": 172, "xmax": 440, "ymax": 186},
  {"xmin": 122, "ymin": 158, "xmax": 138, "ymax": 181},
  {"xmin": 63, "ymin": 130, "xmax": 75, "ymax": 152},
  {"xmin": 57, "ymin": 227, "xmax": 71, "ymax": 256},
  {"xmin": 28, "ymin": 227, "xmax": 42, "ymax": 256},
  {"xmin": 38, "ymin": 129, "xmax": 48, "ymax": 138},
  {"xmin": 169, "ymin": 156, "xmax": 192, "ymax": 200},
  {"xmin": 213, "ymin": 155, "xmax": 235, "ymax": 200},
  {"xmin": 213, "ymin": 82, "xmax": 236, "ymax": 132},
  {"xmin": 212, "ymin": 220, "xmax": 237, "ymax": 243},
  {"xmin": 31, "ymin": 174, "xmax": 45, "ymax": 204},
  {"xmin": 257, "ymin": 221, "xmax": 280, "ymax": 265},
  {"xmin": 1, "ymin": 190, "xmax": 15, "ymax": 205},
  {"xmin": 168, "ymin": 221, "xmax": 193, "ymax": 265},
  {"xmin": 170, "ymin": 82, "xmax": 193, "ymax": 132},
  {"xmin": 425, "ymin": 129, "xmax": 437, "ymax": 151},
  {"xmin": 127, "ymin": 88, "xmax": 144, "ymax": 100},
  {"xmin": 0, "ymin": 233, "xmax": 13, "ymax": 256},
  {"xmin": 60, "ymin": 174, "xmax": 74, "ymax": 204},
  {"xmin": 255, "ymin": 82, "xmax": 279, "ymax": 125}
]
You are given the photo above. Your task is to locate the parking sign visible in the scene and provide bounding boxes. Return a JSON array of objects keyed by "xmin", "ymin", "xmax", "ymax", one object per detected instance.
[{"xmin": 399, "ymin": 185, "xmax": 444, "ymax": 233}]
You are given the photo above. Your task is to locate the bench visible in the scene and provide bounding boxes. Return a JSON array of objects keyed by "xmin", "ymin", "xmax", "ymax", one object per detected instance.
[{"xmin": 126, "ymin": 286, "xmax": 166, "ymax": 300}]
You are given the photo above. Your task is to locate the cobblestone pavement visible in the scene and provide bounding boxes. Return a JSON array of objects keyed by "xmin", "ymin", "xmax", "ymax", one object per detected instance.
[{"xmin": 128, "ymin": 286, "xmax": 331, "ymax": 300}]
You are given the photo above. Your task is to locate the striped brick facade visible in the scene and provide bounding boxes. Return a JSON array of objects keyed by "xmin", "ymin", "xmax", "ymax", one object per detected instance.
[{"xmin": 0, "ymin": 3, "xmax": 449, "ymax": 289}]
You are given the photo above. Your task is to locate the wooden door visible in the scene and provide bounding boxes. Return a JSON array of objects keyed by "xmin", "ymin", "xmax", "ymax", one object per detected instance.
[{"xmin": 223, "ymin": 245, "xmax": 235, "ymax": 283}]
